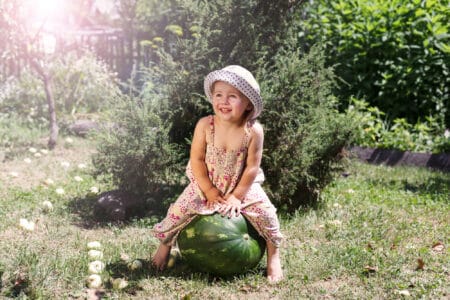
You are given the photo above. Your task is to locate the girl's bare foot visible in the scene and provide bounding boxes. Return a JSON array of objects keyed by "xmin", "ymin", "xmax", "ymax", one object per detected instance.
[
  {"xmin": 152, "ymin": 243, "xmax": 171, "ymax": 271},
  {"xmin": 267, "ymin": 243, "xmax": 283, "ymax": 283}
]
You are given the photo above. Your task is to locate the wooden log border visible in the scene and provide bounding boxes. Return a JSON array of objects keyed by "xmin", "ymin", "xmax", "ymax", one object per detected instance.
[{"xmin": 349, "ymin": 146, "xmax": 450, "ymax": 172}]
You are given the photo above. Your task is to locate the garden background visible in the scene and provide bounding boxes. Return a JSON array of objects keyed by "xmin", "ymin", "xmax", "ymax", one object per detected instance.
[{"xmin": 0, "ymin": 0, "xmax": 449, "ymax": 299}]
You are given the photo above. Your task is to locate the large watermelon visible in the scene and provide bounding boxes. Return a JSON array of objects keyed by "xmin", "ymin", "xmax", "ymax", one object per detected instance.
[{"xmin": 177, "ymin": 213, "xmax": 266, "ymax": 276}]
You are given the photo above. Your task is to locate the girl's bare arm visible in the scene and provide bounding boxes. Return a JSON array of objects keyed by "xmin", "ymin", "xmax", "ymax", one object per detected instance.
[
  {"xmin": 190, "ymin": 117, "xmax": 225, "ymax": 206},
  {"xmin": 230, "ymin": 122, "xmax": 264, "ymax": 200}
]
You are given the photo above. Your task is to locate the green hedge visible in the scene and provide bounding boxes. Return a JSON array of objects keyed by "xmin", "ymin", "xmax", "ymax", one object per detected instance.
[{"xmin": 301, "ymin": 0, "xmax": 450, "ymax": 126}]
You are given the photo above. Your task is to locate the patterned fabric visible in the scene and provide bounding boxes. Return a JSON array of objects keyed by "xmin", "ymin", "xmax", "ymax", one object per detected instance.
[
  {"xmin": 204, "ymin": 65, "xmax": 263, "ymax": 121},
  {"xmin": 152, "ymin": 115, "xmax": 283, "ymax": 247}
]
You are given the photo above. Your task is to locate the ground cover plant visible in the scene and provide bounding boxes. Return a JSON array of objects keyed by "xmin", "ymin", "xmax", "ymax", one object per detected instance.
[{"xmin": 1, "ymin": 137, "xmax": 448, "ymax": 299}]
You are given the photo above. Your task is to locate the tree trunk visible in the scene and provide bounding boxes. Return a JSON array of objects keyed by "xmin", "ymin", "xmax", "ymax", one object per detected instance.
[
  {"xmin": 42, "ymin": 73, "xmax": 58, "ymax": 149},
  {"xmin": 29, "ymin": 59, "xmax": 59, "ymax": 149}
]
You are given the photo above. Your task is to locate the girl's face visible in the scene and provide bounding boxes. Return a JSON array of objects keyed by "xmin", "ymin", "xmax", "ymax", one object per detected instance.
[{"xmin": 211, "ymin": 81, "xmax": 253, "ymax": 123}]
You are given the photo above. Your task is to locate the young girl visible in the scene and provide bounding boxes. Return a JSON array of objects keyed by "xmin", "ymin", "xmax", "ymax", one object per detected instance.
[{"xmin": 151, "ymin": 65, "xmax": 283, "ymax": 282}]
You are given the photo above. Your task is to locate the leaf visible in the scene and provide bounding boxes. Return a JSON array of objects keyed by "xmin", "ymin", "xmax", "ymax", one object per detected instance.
[
  {"xmin": 364, "ymin": 265, "xmax": 378, "ymax": 273},
  {"xmin": 416, "ymin": 258, "xmax": 425, "ymax": 270},
  {"xmin": 432, "ymin": 242, "xmax": 445, "ymax": 253}
]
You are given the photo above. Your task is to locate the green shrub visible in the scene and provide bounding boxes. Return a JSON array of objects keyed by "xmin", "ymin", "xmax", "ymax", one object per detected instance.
[
  {"xmin": 93, "ymin": 1, "xmax": 355, "ymax": 212},
  {"xmin": 260, "ymin": 45, "xmax": 356, "ymax": 210},
  {"xmin": 301, "ymin": 0, "xmax": 450, "ymax": 126},
  {"xmin": 91, "ymin": 93, "xmax": 183, "ymax": 211},
  {"xmin": 0, "ymin": 52, "xmax": 121, "ymax": 129},
  {"xmin": 347, "ymin": 98, "xmax": 450, "ymax": 153}
]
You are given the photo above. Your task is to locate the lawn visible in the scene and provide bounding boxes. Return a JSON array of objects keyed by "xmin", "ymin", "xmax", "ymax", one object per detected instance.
[{"xmin": 0, "ymin": 136, "xmax": 448, "ymax": 299}]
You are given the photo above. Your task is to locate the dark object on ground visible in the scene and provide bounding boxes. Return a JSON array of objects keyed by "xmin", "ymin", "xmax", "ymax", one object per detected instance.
[
  {"xmin": 350, "ymin": 146, "xmax": 450, "ymax": 172},
  {"xmin": 69, "ymin": 120, "xmax": 99, "ymax": 137},
  {"xmin": 94, "ymin": 190, "xmax": 146, "ymax": 221}
]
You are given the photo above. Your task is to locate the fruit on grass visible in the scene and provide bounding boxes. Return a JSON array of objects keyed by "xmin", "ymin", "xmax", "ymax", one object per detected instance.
[
  {"xmin": 127, "ymin": 259, "xmax": 143, "ymax": 271},
  {"xmin": 88, "ymin": 250, "xmax": 103, "ymax": 259},
  {"xmin": 88, "ymin": 261, "xmax": 105, "ymax": 274},
  {"xmin": 177, "ymin": 213, "xmax": 265, "ymax": 276},
  {"xmin": 86, "ymin": 274, "xmax": 102, "ymax": 288}
]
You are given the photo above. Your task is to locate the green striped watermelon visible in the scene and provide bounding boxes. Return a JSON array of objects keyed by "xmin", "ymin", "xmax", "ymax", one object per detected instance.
[{"xmin": 177, "ymin": 213, "xmax": 266, "ymax": 276}]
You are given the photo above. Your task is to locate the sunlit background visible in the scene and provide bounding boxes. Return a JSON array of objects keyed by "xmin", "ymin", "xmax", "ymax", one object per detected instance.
[{"xmin": 18, "ymin": 0, "xmax": 118, "ymax": 53}]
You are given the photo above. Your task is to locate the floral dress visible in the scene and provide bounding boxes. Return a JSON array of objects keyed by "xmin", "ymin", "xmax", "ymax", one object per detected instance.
[{"xmin": 152, "ymin": 115, "xmax": 283, "ymax": 247}]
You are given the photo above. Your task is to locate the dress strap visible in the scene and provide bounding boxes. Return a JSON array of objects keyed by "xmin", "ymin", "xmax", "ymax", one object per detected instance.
[
  {"xmin": 242, "ymin": 121, "xmax": 253, "ymax": 148},
  {"xmin": 208, "ymin": 115, "xmax": 215, "ymax": 146}
]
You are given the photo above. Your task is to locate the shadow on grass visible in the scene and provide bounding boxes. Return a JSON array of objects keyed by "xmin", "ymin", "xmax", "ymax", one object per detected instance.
[
  {"xmin": 66, "ymin": 187, "xmax": 181, "ymax": 229},
  {"xmin": 363, "ymin": 172, "xmax": 450, "ymax": 202},
  {"xmin": 103, "ymin": 258, "xmax": 266, "ymax": 295}
]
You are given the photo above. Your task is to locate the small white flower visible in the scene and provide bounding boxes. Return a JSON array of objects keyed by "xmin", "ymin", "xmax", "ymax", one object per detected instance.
[
  {"xmin": 90, "ymin": 186, "xmax": 99, "ymax": 194},
  {"xmin": 112, "ymin": 278, "xmax": 128, "ymax": 290},
  {"xmin": 65, "ymin": 137, "xmax": 74, "ymax": 144},
  {"xmin": 9, "ymin": 171, "xmax": 19, "ymax": 178},
  {"xmin": 346, "ymin": 189, "xmax": 355, "ymax": 194},
  {"xmin": 34, "ymin": 152, "xmax": 42, "ymax": 158},
  {"xmin": 60, "ymin": 161, "xmax": 70, "ymax": 168},
  {"xmin": 77, "ymin": 163, "xmax": 87, "ymax": 169},
  {"xmin": 88, "ymin": 261, "xmax": 105, "ymax": 274},
  {"xmin": 444, "ymin": 129, "xmax": 450, "ymax": 139},
  {"xmin": 333, "ymin": 203, "xmax": 341, "ymax": 208},
  {"xmin": 23, "ymin": 158, "xmax": 32, "ymax": 164},
  {"xmin": 44, "ymin": 178, "xmax": 55, "ymax": 185},
  {"xmin": 29, "ymin": 147, "xmax": 37, "ymax": 153},
  {"xmin": 40, "ymin": 149, "xmax": 49, "ymax": 155},
  {"xmin": 87, "ymin": 241, "xmax": 102, "ymax": 250},
  {"xmin": 19, "ymin": 218, "xmax": 35, "ymax": 231},
  {"xmin": 41, "ymin": 200, "xmax": 53, "ymax": 212},
  {"xmin": 88, "ymin": 250, "xmax": 103, "ymax": 260},
  {"xmin": 74, "ymin": 176, "xmax": 83, "ymax": 182},
  {"xmin": 398, "ymin": 290, "xmax": 411, "ymax": 297},
  {"xmin": 86, "ymin": 274, "xmax": 102, "ymax": 288},
  {"xmin": 55, "ymin": 187, "xmax": 65, "ymax": 195}
]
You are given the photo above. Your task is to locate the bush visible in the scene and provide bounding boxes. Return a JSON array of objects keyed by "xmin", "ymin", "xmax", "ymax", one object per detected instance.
[
  {"xmin": 301, "ymin": 0, "xmax": 450, "ymax": 126},
  {"xmin": 93, "ymin": 0, "xmax": 355, "ymax": 212},
  {"xmin": 348, "ymin": 98, "xmax": 450, "ymax": 153},
  {"xmin": 91, "ymin": 93, "xmax": 183, "ymax": 212},
  {"xmin": 260, "ymin": 45, "xmax": 356, "ymax": 210}
]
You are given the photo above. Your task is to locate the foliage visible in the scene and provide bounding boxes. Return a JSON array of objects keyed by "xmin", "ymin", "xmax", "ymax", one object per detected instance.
[
  {"xmin": 0, "ymin": 52, "xmax": 121, "ymax": 129},
  {"xmin": 348, "ymin": 98, "xmax": 450, "ymax": 153},
  {"xmin": 260, "ymin": 45, "xmax": 356, "ymax": 210},
  {"xmin": 91, "ymin": 93, "xmax": 183, "ymax": 211},
  {"xmin": 300, "ymin": 0, "xmax": 450, "ymax": 126},
  {"xmin": 93, "ymin": 0, "xmax": 354, "ymax": 211}
]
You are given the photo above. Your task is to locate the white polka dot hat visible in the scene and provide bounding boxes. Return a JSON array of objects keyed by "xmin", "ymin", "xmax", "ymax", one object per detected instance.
[{"xmin": 204, "ymin": 65, "xmax": 263, "ymax": 120}]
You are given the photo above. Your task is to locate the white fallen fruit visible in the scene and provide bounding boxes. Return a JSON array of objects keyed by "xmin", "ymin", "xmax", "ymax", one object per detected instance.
[
  {"xmin": 88, "ymin": 250, "xmax": 103, "ymax": 260},
  {"xmin": 112, "ymin": 278, "xmax": 128, "ymax": 290},
  {"xmin": 19, "ymin": 218, "xmax": 35, "ymax": 231},
  {"xmin": 128, "ymin": 259, "xmax": 142, "ymax": 271},
  {"xmin": 41, "ymin": 200, "xmax": 53, "ymax": 212},
  {"xmin": 87, "ymin": 241, "xmax": 102, "ymax": 250},
  {"xmin": 88, "ymin": 260, "xmax": 105, "ymax": 274},
  {"xmin": 86, "ymin": 274, "xmax": 102, "ymax": 288}
]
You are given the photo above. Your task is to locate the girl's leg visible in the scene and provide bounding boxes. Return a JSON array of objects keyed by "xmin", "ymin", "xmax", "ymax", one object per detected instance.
[
  {"xmin": 266, "ymin": 241, "xmax": 283, "ymax": 283},
  {"xmin": 151, "ymin": 243, "xmax": 171, "ymax": 271}
]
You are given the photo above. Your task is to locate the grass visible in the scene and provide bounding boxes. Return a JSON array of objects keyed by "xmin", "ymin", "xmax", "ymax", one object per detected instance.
[{"xmin": 0, "ymin": 136, "xmax": 449, "ymax": 299}]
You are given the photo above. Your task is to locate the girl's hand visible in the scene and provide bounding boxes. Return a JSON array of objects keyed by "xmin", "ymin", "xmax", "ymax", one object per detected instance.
[
  {"xmin": 204, "ymin": 187, "xmax": 226, "ymax": 209},
  {"xmin": 218, "ymin": 194, "xmax": 242, "ymax": 218}
]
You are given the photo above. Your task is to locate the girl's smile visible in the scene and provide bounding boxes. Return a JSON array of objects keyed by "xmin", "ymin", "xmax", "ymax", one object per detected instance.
[{"xmin": 212, "ymin": 81, "xmax": 252, "ymax": 123}]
